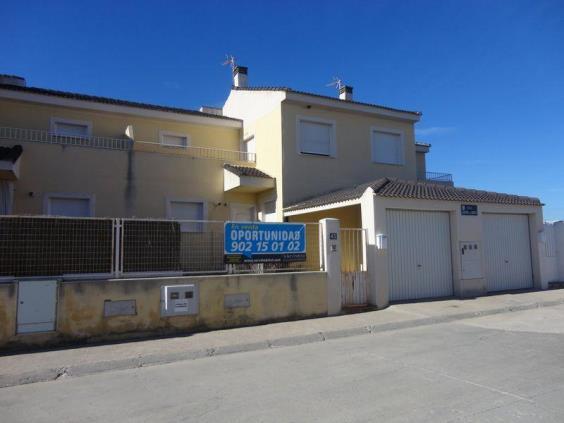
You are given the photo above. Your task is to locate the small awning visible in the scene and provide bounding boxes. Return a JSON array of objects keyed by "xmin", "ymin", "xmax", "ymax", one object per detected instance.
[
  {"xmin": 223, "ymin": 163, "xmax": 275, "ymax": 193},
  {"xmin": 0, "ymin": 145, "xmax": 22, "ymax": 180}
]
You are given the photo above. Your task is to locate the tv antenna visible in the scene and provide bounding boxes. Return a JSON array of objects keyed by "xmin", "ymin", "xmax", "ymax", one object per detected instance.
[
  {"xmin": 222, "ymin": 54, "xmax": 237, "ymax": 71},
  {"xmin": 326, "ymin": 77, "xmax": 344, "ymax": 92}
]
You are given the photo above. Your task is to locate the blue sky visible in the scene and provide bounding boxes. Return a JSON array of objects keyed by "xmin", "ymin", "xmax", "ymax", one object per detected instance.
[{"xmin": 2, "ymin": 0, "xmax": 563, "ymax": 219}]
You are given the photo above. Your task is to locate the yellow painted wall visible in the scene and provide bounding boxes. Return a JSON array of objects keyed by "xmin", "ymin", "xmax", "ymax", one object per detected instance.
[
  {"xmin": 0, "ymin": 273, "xmax": 327, "ymax": 349},
  {"xmin": 0, "ymin": 98, "xmax": 259, "ymax": 218},
  {"xmin": 281, "ymin": 102, "xmax": 417, "ymax": 207},
  {"xmin": 251, "ymin": 105, "xmax": 284, "ymax": 221},
  {"xmin": 0, "ymin": 283, "xmax": 17, "ymax": 344},
  {"xmin": 288, "ymin": 205, "xmax": 362, "ymax": 228},
  {"xmin": 0, "ymin": 98, "xmax": 242, "ymax": 153}
]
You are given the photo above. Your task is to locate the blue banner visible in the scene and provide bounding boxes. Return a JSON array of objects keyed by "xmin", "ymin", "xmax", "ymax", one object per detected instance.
[{"xmin": 224, "ymin": 222, "xmax": 306, "ymax": 263}]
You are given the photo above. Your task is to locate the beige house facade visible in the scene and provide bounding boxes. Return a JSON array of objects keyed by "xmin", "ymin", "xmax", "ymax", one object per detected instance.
[{"xmin": 0, "ymin": 68, "xmax": 545, "ymax": 307}]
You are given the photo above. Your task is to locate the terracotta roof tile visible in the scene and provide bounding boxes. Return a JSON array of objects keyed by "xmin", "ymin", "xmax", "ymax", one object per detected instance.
[
  {"xmin": 223, "ymin": 164, "xmax": 273, "ymax": 179},
  {"xmin": 284, "ymin": 178, "xmax": 541, "ymax": 212}
]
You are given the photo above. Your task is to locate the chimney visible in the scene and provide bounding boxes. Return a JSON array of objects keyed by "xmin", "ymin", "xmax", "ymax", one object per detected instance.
[
  {"xmin": 339, "ymin": 85, "xmax": 353, "ymax": 101},
  {"xmin": 0, "ymin": 74, "xmax": 26, "ymax": 87},
  {"xmin": 233, "ymin": 66, "xmax": 248, "ymax": 88}
]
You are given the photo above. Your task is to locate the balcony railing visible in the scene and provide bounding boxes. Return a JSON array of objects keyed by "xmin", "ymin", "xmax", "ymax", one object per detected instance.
[
  {"xmin": 0, "ymin": 126, "xmax": 133, "ymax": 151},
  {"xmin": 419, "ymin": 171, "xmax": 453, "ymax": 184},
  {"xmin": 0, "ymin": 126, "xmax": 256, "ymax": 162},
  {"xmin": 135, "ymin": 140, "xmax": 256, "ymax": 163}
]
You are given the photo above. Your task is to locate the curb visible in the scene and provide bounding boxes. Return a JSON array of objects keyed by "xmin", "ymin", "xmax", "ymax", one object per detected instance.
[{"xmin": 2, "ymin": 298, "xmax": 564, "ymax": 389}]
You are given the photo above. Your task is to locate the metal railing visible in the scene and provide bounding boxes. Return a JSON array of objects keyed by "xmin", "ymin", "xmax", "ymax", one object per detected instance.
[
  {"xmin": 419, "ymin": 171, "xmax": 453, "ymax": 184},
  {"xmin": 340, "ymin": 228, "xmax": 368, "ymax": 307},
  {"xmin": 0, "ymin": 216, "xmax": 115, "ymax": 278},
  {"xmin": 340, "ymin": 228, "xmax": 367, "ymax": 273},
  {"xmin": 0, "ymin": 216, "xmax": 321, "ymax": 279},
  {"xmin": 0, "ymin": 126, "xmax": 132, "ymax": 151},
  {"xmin": 0, "ymin": 127, "xmax": 256, "ymax": 162},
  {"xmin": 135, "ymin": 140, "xmax": 256, "ymax": 163}
]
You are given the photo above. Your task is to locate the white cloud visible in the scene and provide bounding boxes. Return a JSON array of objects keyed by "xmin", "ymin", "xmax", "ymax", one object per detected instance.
[{"xmin": 415, "ymin": 126, "xmax": 456, "ymax": 137}]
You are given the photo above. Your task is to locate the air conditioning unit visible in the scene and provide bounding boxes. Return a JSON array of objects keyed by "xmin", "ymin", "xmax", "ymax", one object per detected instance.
[{"xmin": 160, "ymin": 284, "xmax": 199, "ymax": 316}]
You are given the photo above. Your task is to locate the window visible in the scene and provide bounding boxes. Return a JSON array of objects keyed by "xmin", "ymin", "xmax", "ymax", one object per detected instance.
[
  {"xmin": 160, "ymin": 131, "xmax": 189, "ymax": 148},
  {"xmin": 44, "ymin": 193, "xmax": 94, "ymax": 217},
  {"xmin": 297, "ymin": 117, "xmax": 336, "ymax": 157},
  {"xmin": 166, "ymin": 199, "xmax": 205, "ymax": 232},
  {"xmin": 371, "ymin": 129, "xmax": 404, "ymax": 165},
  {"xmin": 0, "ymin": 181, "xmax": 14, "ymax": 215},
  {"xmin": 50, "ymin": 118, "xmax": 91, "ymax": 138}
]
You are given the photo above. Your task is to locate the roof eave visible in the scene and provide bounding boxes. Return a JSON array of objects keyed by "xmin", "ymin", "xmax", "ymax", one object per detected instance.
[
  {"xmin": 284, "ymin": 91, "xmax": 421, "ymax": 122},
  {"xmin": 0, "ymin": 86, "xmax": 243, "ymax": 128}
]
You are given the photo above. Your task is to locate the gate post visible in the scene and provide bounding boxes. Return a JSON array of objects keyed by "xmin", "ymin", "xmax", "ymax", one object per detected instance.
[{"xmin": 320, "ymin": 218, "xmax": 341, "ymax": 315}]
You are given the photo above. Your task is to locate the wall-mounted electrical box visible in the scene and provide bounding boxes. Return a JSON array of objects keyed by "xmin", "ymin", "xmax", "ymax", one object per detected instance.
[
  {"xmin": 160, "ymin": 284, "xmax": 199, "ymax": 316},
  {"xmin": 376, "ymin": 234, "xmax": 388, "ymax": 250},
  {"xmin": 17, "ymin": 280, "xmax": 58, "ymax": 334},
  {"xmin": 460, "ymin": 242, "xmax": 483, "ymax": 279}
]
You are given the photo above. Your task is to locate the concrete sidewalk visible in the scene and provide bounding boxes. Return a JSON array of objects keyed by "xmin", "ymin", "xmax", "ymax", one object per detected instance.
[{"xmin": 2, "ymin": 289, "xmax": 564, "ymax": 388}]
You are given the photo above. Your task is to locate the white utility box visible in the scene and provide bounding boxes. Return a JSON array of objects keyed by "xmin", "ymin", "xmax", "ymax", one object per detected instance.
[
  {"xmin": 460, "ymin": 241, "xmax": 483, "ymax": 279},
  {"xmin": 160, "ymin": 284, "xmax": 199, "ymax": 316},
  {"xmin": 17, "ymin": 280, "xmax": 58, "ymax": 334}
]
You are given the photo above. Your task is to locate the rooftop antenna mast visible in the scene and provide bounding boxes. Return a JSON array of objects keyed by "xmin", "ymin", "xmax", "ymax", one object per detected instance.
[
  {"xmin": 222, "ymin": 54, "xmax": 237, "ymax": 71},
  {"xmin": 326, "ymin": 76, "xmax": 344, "ymax": 92}
]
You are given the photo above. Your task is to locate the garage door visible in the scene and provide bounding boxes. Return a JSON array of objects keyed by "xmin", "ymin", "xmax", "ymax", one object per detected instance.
[
  {"xmin": 483, "ymin": 214, "xmax": 533, "ymax": 292},
  {"xmin": 387, "ymin": 210, "xmax": 453, "ymax": 301}
]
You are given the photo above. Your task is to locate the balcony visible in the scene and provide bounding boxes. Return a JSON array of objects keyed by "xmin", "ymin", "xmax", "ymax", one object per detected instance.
[
  {"xmin": 0, "ymin": 127, "xmax": 256, "ymax": 163},
  {"xmin": 0, "ymin": 126, "xmax": 132, "ymax": 150},
  {"xmin": 418, "ymin": 171, "xmax": 453, "ymax": 185}
]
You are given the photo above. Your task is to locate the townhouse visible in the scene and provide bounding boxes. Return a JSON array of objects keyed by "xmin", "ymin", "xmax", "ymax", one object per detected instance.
[{"xmin": 0, "ymin": 68, "xmax": 544, "ymax": 307}]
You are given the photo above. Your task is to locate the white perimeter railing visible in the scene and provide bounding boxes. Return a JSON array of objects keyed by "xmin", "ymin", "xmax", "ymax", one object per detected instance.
[
  {"xmin": 0, "ymin": 126, "xmax": 132, "ymax": 150},
  {"xmin": 0, "ymin": 216, "xmax": 321, "ymax": 280},
  {"xmin": 0, "ymin": 127, "xmax": 256, "ymax": 162}
]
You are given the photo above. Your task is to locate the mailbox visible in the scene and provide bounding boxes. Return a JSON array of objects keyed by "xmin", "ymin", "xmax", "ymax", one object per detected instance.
[{"xmin": 161, "ymin": 284, "xmax": 199, "ymax": 316}]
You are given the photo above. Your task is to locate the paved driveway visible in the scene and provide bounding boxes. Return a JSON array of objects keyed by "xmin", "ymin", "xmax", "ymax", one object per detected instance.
[{"xmin": 2, "ymin": 304, "xmax": 564, "ymax": 422}]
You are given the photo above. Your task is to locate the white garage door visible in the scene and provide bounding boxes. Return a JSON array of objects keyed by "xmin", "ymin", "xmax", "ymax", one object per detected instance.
[
  {"xmin": 483, "ymin": 214, "xmax": 533, "ymax": 292},
  {"xmin": 387, "ymin": 210, "xmax": 453, "ymax": 301}
]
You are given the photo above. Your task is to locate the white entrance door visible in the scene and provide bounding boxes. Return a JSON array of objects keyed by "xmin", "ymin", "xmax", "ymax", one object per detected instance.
[
  {"xmin": 483, "ymin": 214, "xmax": 533, "ymax": 292},
  {"xmin": 387, "ymin": 210, "xmax": 453, "ymax": 301},
  {"xmin": 17, "ymin": 280, "xmax": 58, "ymax": 334},
  {"xmin": 230, "ymin": 204, "xmax": 256, "ymax": 222}
]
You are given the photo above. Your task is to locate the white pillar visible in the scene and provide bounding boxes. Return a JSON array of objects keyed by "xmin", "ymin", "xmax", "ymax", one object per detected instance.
[
  {"xmin": 320, "ymin": 218, "xmax": 341, "ymax": 315},
  {"xmin": 360, "ymin": 189, "xmax": 389, "ymax": 308}
]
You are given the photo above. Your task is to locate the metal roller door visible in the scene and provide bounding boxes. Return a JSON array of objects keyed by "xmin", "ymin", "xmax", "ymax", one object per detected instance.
[
  {"xmin": 483, "ymin": 214, "xmax": 533, "ymax": 292},
  {"xmin": 387, "ymin": 210, "xmax": 453, "ymax": 301}
]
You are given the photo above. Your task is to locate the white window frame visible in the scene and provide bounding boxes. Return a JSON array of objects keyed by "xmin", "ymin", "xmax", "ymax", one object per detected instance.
[
  {"xmin": 165, "ymin": 197, "xmax": 207, "ymax": 232},
  {"xmin": 159, "ymin": 130, "xmax": 190, "ymax": 149},
  {"xmin": 370, "ymin": 126, "xmax": 405, "ymax": 166},
  {"xmin": 43, "ymin": 192, "xmax": 95, "ymax": 217},
  {"xmin": 296, "ymin": 115, "xmax": 337, "ymax": 158},
  {"xmin": 50, "ymin": 117, "xmax": 92, "ymax": 138}
]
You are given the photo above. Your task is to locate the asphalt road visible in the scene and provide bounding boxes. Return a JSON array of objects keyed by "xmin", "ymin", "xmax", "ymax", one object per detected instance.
[{"xmin": 2, "ymin": 305, "xmax": 564, "ymax": 422}]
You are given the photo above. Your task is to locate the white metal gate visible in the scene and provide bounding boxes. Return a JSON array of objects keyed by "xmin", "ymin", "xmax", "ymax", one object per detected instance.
[
  {"xmin": 340, "ymin": 228, "xmax": 368, "ymax": 306},
  {"xmin": 387, "ymin": 210, "xmax": 453, "ymax": 301},
  {"xmin": 483, "ymin": 213, "xmax": 533, "ymax": 292}
]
